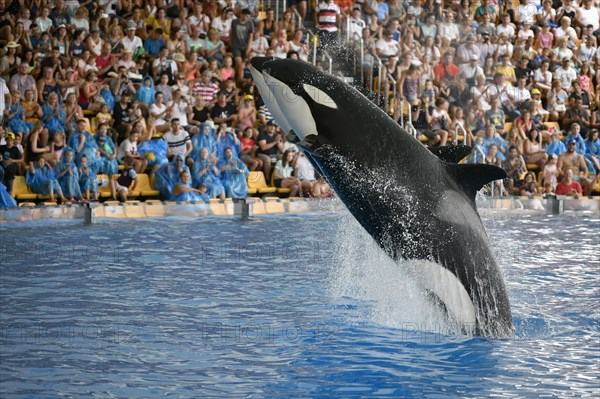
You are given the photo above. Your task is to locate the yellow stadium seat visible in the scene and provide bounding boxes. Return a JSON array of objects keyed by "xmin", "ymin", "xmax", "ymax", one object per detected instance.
[
  {"xmin": 504, "ymin": 122, "xmax": 513, "ymax": 133},
  {"xmin": 135, "ymin": 173, "xmax": 160, "ymax": 198},
  {"xmin": 526, "ymin": 163, "xmax": 539, "ymax": 171},
  {"xmin": 12, "ymin": 176, "xmax": 38, "ymax": 201},
  {"xmin": 97, "ymin": 174, "xmax": 114, "ymax": 198},
  {"xmin": 270, "ymin": 173, "xmax": 292, "ymax": 196},
  {"xmin": 247, "ymin": 171, "xmax": 277, "ymax": 195}
]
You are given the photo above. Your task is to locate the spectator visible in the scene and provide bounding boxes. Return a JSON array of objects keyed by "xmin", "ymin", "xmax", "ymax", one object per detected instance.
[
  {"xmin": 173, "ymin": 170, "xmax": 210, "ymax": 202},
  {"xmin": 94, "ymin": 123, "xmax": 119, "ymax": 177},
  {"xmin": 503, "ymin": 145, "xmax": 527, "ymax": 195},
  {"xmin": 0, "ymin": 132, "xmax": 23, "ymax": 194},
  {"xmin": 218, "ymin": 146, "xmax": 249, "ymax": 198},
  {"xmin": 542, "ymin": 154, "xmax": 559, "ymax": 195},
  {"xmin": 315, "ymin": 0, "xmax": 341, "ymax": 53},
  {"xmin": 117, "ymin": 129, "xmax": 148, "ymax": 173},
  {"xmin": 523, "ymin": 129, "xmax": 548, "ymax": 170},
  {"xmin": 78, "ymin": 154, "xmax": 98, "ymax": 201},
  {"xmin": 110, "ymin": 156, "xmax": 138, "ymax": 202},
  {"xmin": 546, "ymin": 132, "xmax": 567, "ymax": 157},
  {"xmin": 54, "ymin": 148, "xmax": 83, "ymax": 202},
  {"xmin": 192, "ymin": 147, "xmax": 225, "ymax": 199},
  {"xmin": 27, "ymin": 155, "xmax": 66, "ymax": 203},
  {"xmin": 584, "ymin": 129, "xmax": 599, "ymax": 175},
  {"xmin": 163, "ymin": 118, "xmax": 192, "ymax": 162},
  {"xmin": 257, "ymin": 120, "xmax": 283, "ymax": 179},
  {"xmin": 555, "ymin": 167, "xmax": 583, "ymax": 197}
]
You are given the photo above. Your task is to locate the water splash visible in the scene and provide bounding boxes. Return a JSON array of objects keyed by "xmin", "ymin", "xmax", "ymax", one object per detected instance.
[{"xmin": 326, "ymin": 208, "xmax": 462, "ymax": 336}]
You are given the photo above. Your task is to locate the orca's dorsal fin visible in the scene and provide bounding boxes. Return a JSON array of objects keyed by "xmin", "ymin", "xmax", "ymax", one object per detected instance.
[
  {"xmin": 430, "ymin": 145, "xmax": 473, "ymax": 164},
  {"xmin": 446, "ymin": 163, "xmax": 508, "ymax": 202}
]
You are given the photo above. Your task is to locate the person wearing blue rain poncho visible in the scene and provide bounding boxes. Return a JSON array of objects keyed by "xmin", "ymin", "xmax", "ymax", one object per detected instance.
[
  {"xmin": 137, "ymin": 138, "xmax": 169, "ymax": 173},
  {"xmin": 584, "ymin": 130, "xmax": 599, "ymax": 175},
  {"xmin": 54, "ymin": 148, "xmax": 83, "ymax": 201},
  {"xmin": 6, "ymin": 92, "xmax": 33, "ymax": 136},
  {"xmin": 26, "ymin": 155, "xmax": 67, "ymax": 203},
  {"xmin": 217, "ymin": 147, "xmax": 249, "ymax": 198},
  {"xmin": 41, "ymin": 92, "xmax": 67, "ymax": 136},
  {"xmin": 94, "ymin": 124, "xmax": 119, "ymax": 176},
  {"xmin": 135, "ymin": 76, "xmax": 156, "ymax": 109},
  {"xmin": 68, "ymin": 119, "xmax": 102, "ymax": 173},
  {"xmin": 79, "ymin": 155, "xmax": 98, "ymax": 201},
  {"xmin": 215, "ymin": 125, "xmax": 241, "ymax": 160},
  {"xmin": 192, "ymin": 147, "xmax": 226, "ymax": 200},
  {"xmin": 0, "ymin": 182, "xmax": 17, "ymax": 208},
  {"xmin": 172, "ymin": 170, "xmax": 210, "ymax": 202},
  {"xmin": 190, "ymin": 122, "xmax": 217, "ymax": 162},
  {"xmin": 153, "ymin": 154, "xmax": 191, "ymax": 200}
]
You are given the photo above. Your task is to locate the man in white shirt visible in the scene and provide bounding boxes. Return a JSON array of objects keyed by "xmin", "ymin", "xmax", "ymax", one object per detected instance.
[
  {"xmin": 376, "ymin": 29, "xmax": 400, "ymax": 60},
  {"xmin": 349, "ymin": 6, "xmax": 366, "ymax": 40},
  {"xmin": 121, "ymin": 21, "xmax": 143, "ymax": 53},
  {"xmin": 495, "ymin": 13, "xmax": 515, "ymax": 40},
  {"xmin": 437, "ymin": 12, "xmax": 460, "ymax": 41},
  {"xmin": 459, "ymin": 54, "xmax": 484, "ymax": 82},
  {"xmin": 167, "ymin": 90, "xmax": 199, "ymax": 135},
  {"xmin": 554, "ymin": 58, "xmax": 577, "ymax": 90},
  {"xmin": 162, "ymin": 118, "xmax": 192, "ymax": 161}
]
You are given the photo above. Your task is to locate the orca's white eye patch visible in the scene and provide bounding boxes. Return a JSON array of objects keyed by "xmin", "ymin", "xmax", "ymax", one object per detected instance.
[{"xmin": 302, "ymin": 83, "xmax": 338, "ymax": 109}]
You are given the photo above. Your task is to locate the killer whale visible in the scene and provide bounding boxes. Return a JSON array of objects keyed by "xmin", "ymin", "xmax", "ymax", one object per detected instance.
[{"xmin": 251, "ymin": 57, "xmax": 514, "ymax": 338}]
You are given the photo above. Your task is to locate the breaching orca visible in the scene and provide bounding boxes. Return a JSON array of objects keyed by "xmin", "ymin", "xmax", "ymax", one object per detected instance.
[{"xmin": 251, "ymin": 58, "xmax": 514, "ymax": 338}]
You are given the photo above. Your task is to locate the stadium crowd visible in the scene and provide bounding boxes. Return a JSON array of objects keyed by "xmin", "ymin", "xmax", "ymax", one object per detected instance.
[{"xmin": 0, "ymin": 0, "xmax": 599, "ymax": 206}]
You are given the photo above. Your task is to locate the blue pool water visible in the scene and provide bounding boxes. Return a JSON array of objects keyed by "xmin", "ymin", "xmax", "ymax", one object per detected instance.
[{"xmin": 0, "ymin": 211, "xmax": 598, "ymax": 398}]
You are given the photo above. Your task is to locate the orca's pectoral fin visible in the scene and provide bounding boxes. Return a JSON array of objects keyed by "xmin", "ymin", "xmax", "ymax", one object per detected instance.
[
  {"xmin": 429, "ymin": 145, "xmax": 472, "ymax": 164},
  {"xmin": 447, "ymin": 163, "xmax": 508, "ymax": 202}
]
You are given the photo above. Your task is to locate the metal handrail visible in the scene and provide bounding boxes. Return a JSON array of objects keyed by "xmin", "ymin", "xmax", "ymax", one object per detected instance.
[
  {"xmin": 454, "ymin": 123, "xmax": 468, "ymax": 145},
  {"xmin": 323, "ymin": 51, "xmax": 333, "ymax": 74},
  {"xmin": 368, "ymin": 53, "xmax": 382, "ymax": 95},
  {"xmin": 291, "ymin": 8, "xmax": 302, "ymax": 32},
  {"xmin": 306, "ymin": 28, "xmax": 318, "ymax": 65},
  {"xmin": 384, "ymin": 73, "xmax": 396, "ymax": 115}
]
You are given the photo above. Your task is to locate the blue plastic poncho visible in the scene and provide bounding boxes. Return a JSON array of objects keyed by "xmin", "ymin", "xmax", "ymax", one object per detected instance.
[
  {"xmin": 94, "ymin": 133, "xmax": 119, "ymax": 176},
  {"xmin": 173, "ymin": 180, "xmax": 210, "ymax": 202},
  {"xmin": 53, "ymin": 148, "xmax": 82, "ymax": 198},
  {"xmin": 100, "ymin": 88, "xmax": 115, "ymax": 111},
  {"xmin": 153, "ymin": 154, "xmax": 190, "ymax": 200},
  {"xmin": 192, "ymin": 156, "xmax": 225, "ymax": 198},
  {"xmin": 135, "ymin": 76, "xmax": 156, "ymax": 106},
  {"xmin": 0, "ymin": 182, "xmax": 17, "ymax": 208},
  {"xmin": 585, "ymin": 137, "xmax": 599, "ymax": 175},
  {"xmin": 138, "ymin": 139, "xmax": 169, "ymax": 168},
  {"xmin": 7, "ymin": 103, "xmax": 33, "ymax": 135},
  {"xmin": 26, "ymin": 162, "xmax": 62, "ymax": 196},
  {"xmin": 217, "ymin": 148, "xmax": 249, "ymax": 198},
  {"xmin": 190, "ymin": 123, "xmax": 217, "ymax": 162},
  {"xmin": 79, "ymin": 164, "xmax": 98, "ymax": 195},
  {"xmin": 67, "ymin": 130, "xmax": 102, "ymax": 173},
  {"xmin": 546, "ymin": 140, "xmax": 567, "ymax": 157},
  {"xmin": 215, "ymin": 130, "xmax": 241, "ymax": 160},
  {"xmin": 41, "ymin": 103, "xmax": 66, "ymax": 135}
]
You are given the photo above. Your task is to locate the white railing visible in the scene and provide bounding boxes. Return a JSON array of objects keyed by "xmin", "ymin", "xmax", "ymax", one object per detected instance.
[
  {"xmin": 398, "ymin": 99, "xmax": 418, "ymax": 138},
  {"xmin": 454, "ymin": 123, "xmax": 467, "ymax": 145},
  {"xmin": 369, "ymin": 54, "xmax": 382, "ymax": 95},
  {"xmin": 383, "ymin": 73, "xmax": 396, "ymax": 115},
  {"xmin": 291, "ymin": 8, "xmax": 302, "ymax": 32},
  {"xmin": 323, "ymin": 51, "xmax": 333, "ymax": 74}
]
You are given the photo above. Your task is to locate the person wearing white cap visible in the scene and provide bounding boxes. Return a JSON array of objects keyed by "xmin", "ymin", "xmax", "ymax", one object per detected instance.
[
  {"xmin": 459, "ymin": 54, "xmax": 483, "ymax": 84},
  {"xmin": 121, "ymin": 21, "xmax": 143, "ymax": 54}
]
